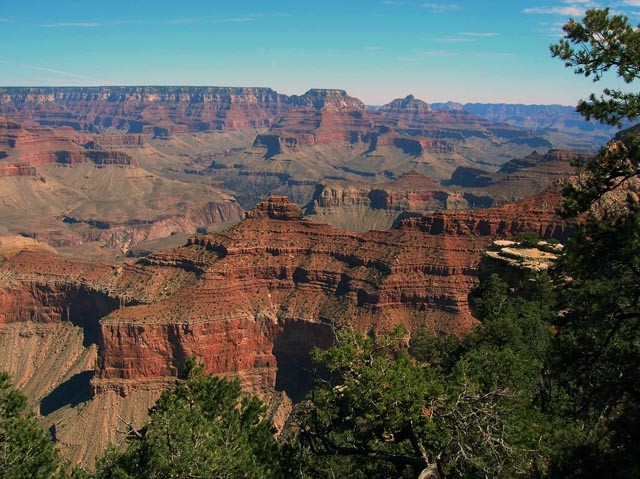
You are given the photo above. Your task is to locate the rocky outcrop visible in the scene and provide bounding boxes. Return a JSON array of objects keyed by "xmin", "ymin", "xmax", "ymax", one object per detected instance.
[
  {"xmin": 245, "ymin": 195, "xmax": 304, "ymax": 220},
  {"xmin": 307, "ymin": 171, "xmax": 495, "ymax": 231},
  {"xmin": 376, "ymin": 95, "xmax": 532, "ymax": 141},
  {"xmin": 0, "ymin": 116, "xmax": 135, "ymax": 174},
  {"xmin": 92, "ymin": 193, "xmax": 570, "ymax": 386},
  {"xmin": 266, "ymin": 89, "xmax": 372, "ymax": 146},
  {"xmin": 0, "ymin": 163, "xmax": 37, "ymax": 177},
  {"xmin": 55, "ymin": 200, "xmax": 244, "ymax": 252},
  {"xmin": 395, "ymin": 185, "xmax": 572, "ymax": 240},
  {"xmin": 84, "ymin": 135, "xmax": 144, "ymax": 149},
  {"xmin": 377, "ymin": 94, "xmax": 432, "ymax": 122}
]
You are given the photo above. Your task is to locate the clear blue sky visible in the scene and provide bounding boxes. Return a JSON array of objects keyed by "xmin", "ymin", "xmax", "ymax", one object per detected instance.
[{"xmin": 1, "ymin": 0, "xmax": 638, "ymax": 105}]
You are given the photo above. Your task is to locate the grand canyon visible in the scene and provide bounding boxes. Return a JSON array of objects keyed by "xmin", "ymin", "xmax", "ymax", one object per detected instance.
[
  {"xmin": 2, "ymin": 2, "xmax": 638, "ymax": 476},
  {"xmin": 0, "ymin": 85, "xmax": 588, "ymax": 466}
]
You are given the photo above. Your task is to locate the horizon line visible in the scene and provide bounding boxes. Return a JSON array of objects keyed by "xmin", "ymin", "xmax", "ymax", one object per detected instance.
[{"xmin": 0, "ymin": 84, "xmax": 578, "ymax": 108}]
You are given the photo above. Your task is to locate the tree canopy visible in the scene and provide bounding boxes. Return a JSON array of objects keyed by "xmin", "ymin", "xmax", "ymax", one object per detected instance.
[
  {"xmin": 547, "ymin": 8, "xmax": 640, "ymax": 478},
  {"xmin": 93, "ymin": 360, "xmax": 284, "ymax": 479},
  {"xmin": 551, "ymin": 7, "xmax": 640, "ymax": 126},
  {"xmin": 294, "ymin": 271, "xmax": 560, "ymax": 479},
  {"xmin": 0, "ymin": 371, "xmax": 64, "ymax": 479}
]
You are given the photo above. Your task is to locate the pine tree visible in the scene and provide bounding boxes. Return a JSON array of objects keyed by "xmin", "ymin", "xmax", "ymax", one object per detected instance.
[
  {"xmin": 0, "ymin": 371, "xmax": 65, "ymax": 479},
  {"xmin": 94, "ymin": 360, "xmax": 284, "ymax": 479},
  {"xmin": 548, "ymin": 8, "xmax": 640, "ymax": 478}
]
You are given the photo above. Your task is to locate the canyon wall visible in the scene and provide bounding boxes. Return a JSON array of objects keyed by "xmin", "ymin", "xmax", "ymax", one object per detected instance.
[{"xmin": 0, "ymin": 87, "xmax": 288, "ymax": 132}]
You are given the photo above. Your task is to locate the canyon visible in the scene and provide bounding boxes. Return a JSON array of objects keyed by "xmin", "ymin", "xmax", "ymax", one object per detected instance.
[
  {"xmin": 0, "ymin": 116, "xmax": 244, "ymax": 258},
  {"xmin": 0, "ymin": 191, "xmax": 572, "ymax": 466},
  {"xmin": 0, "ymin": 87, "xmax": 596, "ymax": 257},
  {"xmin": 0, "ymin": 84, "xmax": 599, "ymax": 469}
]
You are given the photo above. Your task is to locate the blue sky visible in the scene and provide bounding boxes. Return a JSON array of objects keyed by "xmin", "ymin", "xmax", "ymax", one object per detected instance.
[{"xmin": 1, "ymin": 0, "xmax": 638, "ymax": 105}]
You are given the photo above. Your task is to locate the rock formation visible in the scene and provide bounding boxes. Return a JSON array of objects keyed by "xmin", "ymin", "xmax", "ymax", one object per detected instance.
[
  {"xmin": 0, "ymin": 116, "xmax": 134, "ymax": 172},
  {"xmin": 0, "ymin": 117, "xmax": 244, "ymax": 256},
  {"xmin": 0, "ymin": 87, "xmax": 289, "ymax": 133},
  {"xmin": 265, "ymin": 89, "xmax": 373, "ymax": 147},
  {"xmin": 0, "ymin": 191, "xmax": 572, "ymax": 465}
]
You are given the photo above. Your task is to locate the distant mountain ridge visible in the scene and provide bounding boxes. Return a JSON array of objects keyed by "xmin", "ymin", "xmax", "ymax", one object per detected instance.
[
  {"xmin": 0, "ymin": 87, "xmax": 618, "ymax": 141},
  {"xmin": 1, "ymin": 87, "xmax": 608, "ymax": 220},
  {"xmin": 430, "ymin": 101, "xmax": 621, "ymax": 145}
]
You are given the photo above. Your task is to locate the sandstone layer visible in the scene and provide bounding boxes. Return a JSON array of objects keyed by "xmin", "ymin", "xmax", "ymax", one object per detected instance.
[{"xmin": 0, "ymin": 87, "xmax": 288, "ymax": 133}]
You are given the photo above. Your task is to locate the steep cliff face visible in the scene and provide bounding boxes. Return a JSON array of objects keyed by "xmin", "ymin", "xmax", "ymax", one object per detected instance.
[
  {"xmin": 0, "ymin": 87, "xmax": 289, "ymax": 133},
  {"xmin": 94, "ymin": 193, "xmax": 570, "ymax": 386},
  {"xmin": 395, "ymin": 185, "xmax": 571, "ymax": 239}
]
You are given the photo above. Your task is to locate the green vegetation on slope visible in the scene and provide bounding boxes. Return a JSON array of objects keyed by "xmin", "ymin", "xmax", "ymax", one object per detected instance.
[{"xmin": 0, "ymin": 371, "xmax": 65, "ymax": 479}]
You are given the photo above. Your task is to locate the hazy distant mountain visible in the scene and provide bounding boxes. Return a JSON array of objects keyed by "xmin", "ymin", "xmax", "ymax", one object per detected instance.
[{"xmin": 431, "ymin": 102, "xmax": 622, "ymax": 146}]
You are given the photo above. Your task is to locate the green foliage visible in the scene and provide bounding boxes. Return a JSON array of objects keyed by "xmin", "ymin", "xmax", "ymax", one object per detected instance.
[
  {"xmin": 559, "ymin": 129, "xmax": 640, "ymax": 218},
  {"xmin": 547, "ymin": 8, "xmax": 640, "ymax": 477},
  {"xmin": 546, "ymin": 204, "xmax": 640, "ymax": 477},
  {"xmin": 294, "ymin": 274, "xmax": 560, "ymax": 478},
  {"xmin": 515, "ymin": 231, "xmax": 541, "ymax": 248},
  {"xmin": 408, "ymin": 330, "xmax": 460, "ymax": 371},
  {"xmin": 93, "ymin": 360, "xmax": 284, "ymax": 479},
  {"xmin": 0, "ymin": 371, "xmax": 65, "ymax": 479},
  {"xmin": 550, "ymin": 8, "xmax": 640, "ymax": 126},
  {"xmin": 295, "ymin": 327, "xmax": 436, "ymax": 479}
]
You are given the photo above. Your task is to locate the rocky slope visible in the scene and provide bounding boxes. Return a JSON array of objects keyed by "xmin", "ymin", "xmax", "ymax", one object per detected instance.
[
  {"xmin": 307, "ymin": 170, "xmax": 493, "ymax": 231},
  {"xmin": 446, "ymin": 149, "xmax": 592, "ymax": 201},
  {"xmin": 307, "ymin": 148, "xmax": 583, "ymax": 232},
  {"xmin": 0, "ymin": 117, "xmax": 244, "ymax": 257}
]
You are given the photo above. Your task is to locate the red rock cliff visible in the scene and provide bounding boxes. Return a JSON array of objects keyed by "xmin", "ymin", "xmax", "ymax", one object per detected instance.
[
  {"xmin": 0, "ymin": 87, "xmax": 289, "ymax": 133},
  {"xmin": 88, "ymin": 193, "xmax": 570, "ymax": 391}
]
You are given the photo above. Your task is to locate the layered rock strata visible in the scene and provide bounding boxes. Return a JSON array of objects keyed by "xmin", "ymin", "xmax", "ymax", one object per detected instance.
[
  {"xmin": 447, "ymin": 149, "xmax": 592, "ymax": 200},
  {"xmin": 0, "ymin": 87, "xmax": 289, "ymax": 133},
  {"xmin": 0, "ymin": 116, "xmax": 135, "ymax": 175}
]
